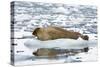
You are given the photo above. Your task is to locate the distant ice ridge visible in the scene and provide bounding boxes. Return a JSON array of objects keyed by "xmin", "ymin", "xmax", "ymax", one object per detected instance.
[{"xmin": 24, "ymin": 37, "xmax": 88, "ymax": 49}]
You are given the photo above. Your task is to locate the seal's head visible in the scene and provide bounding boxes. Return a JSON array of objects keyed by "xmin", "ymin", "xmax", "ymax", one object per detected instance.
[
  {"xmin": 33, "ymin": 51, "xmax": 38, "ymax": 56},
  {"xmin": 32, "ymin": 28, "xmax": 40, "ymax": 36}
]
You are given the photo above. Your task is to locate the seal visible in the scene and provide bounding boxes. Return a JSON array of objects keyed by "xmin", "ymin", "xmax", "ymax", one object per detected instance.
[{"xmin": 32, "ymin": 26, "xmax": 89, "ymax": 41}]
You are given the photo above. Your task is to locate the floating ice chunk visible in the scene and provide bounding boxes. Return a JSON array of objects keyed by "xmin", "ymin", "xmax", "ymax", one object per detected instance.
[
  {"xmin": 52, "ymin": 7, "xmax": 69, "ymax": 14},
  {"xmin": 24, "ymin": 37, "xmax": 88, "ymax": 49}
]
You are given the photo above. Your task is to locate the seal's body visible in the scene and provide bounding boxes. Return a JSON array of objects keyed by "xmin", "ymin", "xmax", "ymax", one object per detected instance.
[{"xmin": 32, "ymin": 26, "xmax": 89, "ymax": 41}]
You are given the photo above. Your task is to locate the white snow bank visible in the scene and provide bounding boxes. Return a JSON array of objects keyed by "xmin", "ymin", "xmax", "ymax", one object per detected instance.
[{"xmin": 24, "ymin": 37, "xmax": 88, "ymax": 49}]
